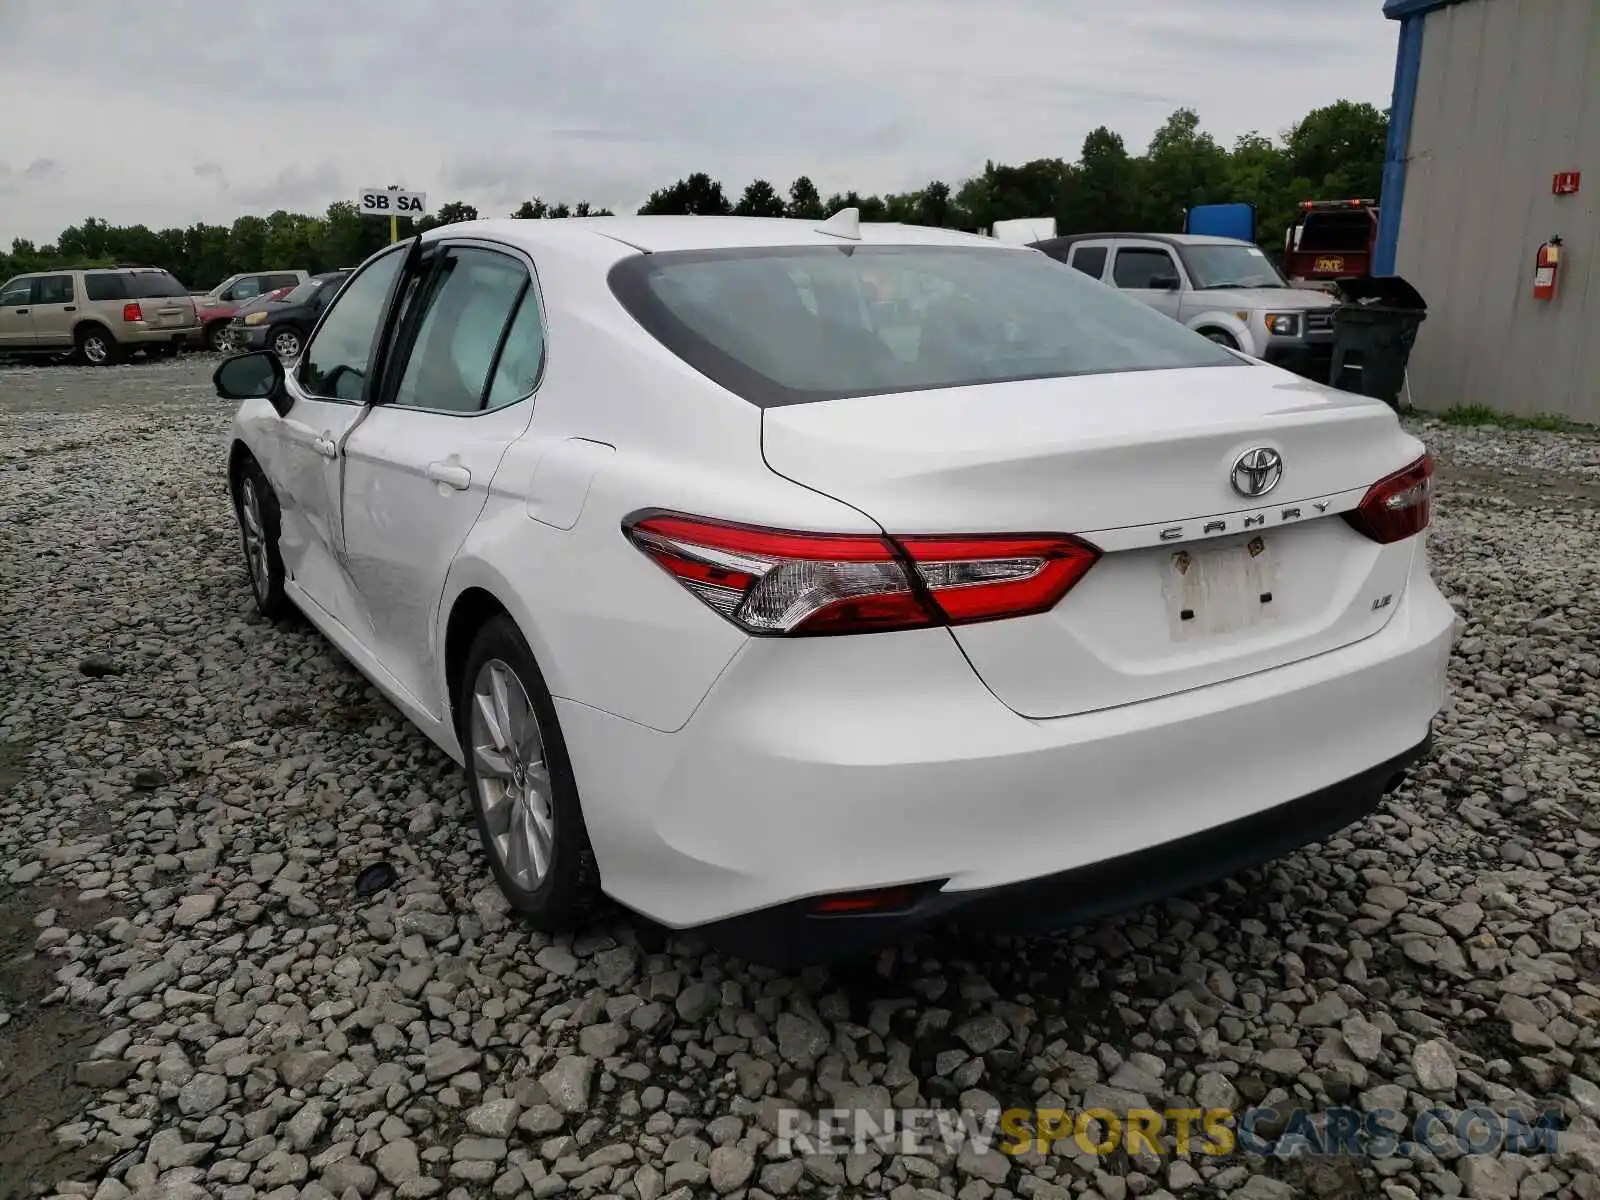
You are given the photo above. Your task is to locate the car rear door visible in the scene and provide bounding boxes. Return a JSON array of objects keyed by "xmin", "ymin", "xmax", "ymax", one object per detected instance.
[
  {"xmin": 338, "ymin": 240, "xmax": 545, "ymax": 715},
  {"xmin": 27, "ymin": 274, "xmax": 78, "ymax": 348}
]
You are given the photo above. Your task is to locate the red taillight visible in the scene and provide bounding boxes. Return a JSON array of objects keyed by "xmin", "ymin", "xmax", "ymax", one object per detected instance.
[
  {"xmin": 623, "ymin": 512, "xmax": 1100, "ymax": 636},
  {"xmin": 811, "ymin": 886, "xmax": 924, "ymax": 915},
  {"xmin": 897, "ymin": 535, "xmax": 1099, "ymax": 625},
  {"xmin": 123, "ymin": 302, "xmax": 143, "ymax": 322},
  {"xmin": 1344, "ymin": 454, "xmax": 1433, "ymax": 544}
]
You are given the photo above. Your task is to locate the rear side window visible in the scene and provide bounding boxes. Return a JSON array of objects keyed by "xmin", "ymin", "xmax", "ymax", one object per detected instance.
[
  {"xmin": 85, "ymin": 274, "xmax": 126, "ymax": 302},
  {"xmin": 267, "ymin": 274, "xmax": 301, "ymax": 290},
  {"xmin": 1069, "ymin": 246, "xmax": 1108, "ymax": 278},
  {"xmin": 608, "ymin": 245, "xmax": 1240, "ymax": 408},
  {"xmin": 125, "ymin": 272, "xmax": 189, "ymax": 299},
  {"xmin": 389, "ymin": 248, "xmax": 529, "ymax": 413},
  {"xmin": 35, "ymin": 275, "xmax": 74, "ymax": 304}
]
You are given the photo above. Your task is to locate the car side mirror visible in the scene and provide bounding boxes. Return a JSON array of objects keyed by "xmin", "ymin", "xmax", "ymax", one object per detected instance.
[
  {"xmin": 214, "ymin": 349, "xmax": 292, "ymax": 417},
  {"xmin": 1149, "ymin": 274, "xmax": 1181, "ymax": 291}
]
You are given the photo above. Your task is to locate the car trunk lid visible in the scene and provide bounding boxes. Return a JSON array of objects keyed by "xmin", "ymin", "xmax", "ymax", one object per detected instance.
[{"xmin": 761, "ymin": 365, "xmax": 1426, "ymax": 719}]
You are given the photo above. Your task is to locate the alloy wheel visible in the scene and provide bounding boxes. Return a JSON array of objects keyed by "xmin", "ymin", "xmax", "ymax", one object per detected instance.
[
  {"xmin": 82, "ymin": 335, "xmax": 109, "ymax": 364},
  {"xmin": 239, "ymin": 477, "xmax": 270, "ymax": 601},
  {"xmin": 469, "ymin": 659, "xmax": 555, "ymax": 891},
  {"xmin": 273, "ymin": 330, "xmax": 301, "ymax": 359}
]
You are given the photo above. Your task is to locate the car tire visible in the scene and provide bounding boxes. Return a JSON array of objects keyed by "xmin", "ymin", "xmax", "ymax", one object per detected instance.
[
  {"xmin": 457, "ymin": 615, "xmax": 602, "ymax": 929},
  {"xmin": 270, "ymin": 326, "xmax": 303, "ymax": 361},
  {"xmin": 233, "ymin": 457, "xmax": 291, "ymax": 621},
  {"xmin": 75, "ymin": 326, "xmax": 120, "ymax": 366},
  {"xmin": 207, "ymin": 323, "xmax": 236, "ymax": 354},
  {"xmin": 1201, "ymin": 329, "xmax": 1241, "ymax": 349}
]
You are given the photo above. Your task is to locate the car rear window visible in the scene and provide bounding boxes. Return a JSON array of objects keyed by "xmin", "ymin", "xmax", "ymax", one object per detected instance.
[
  {"xmin": 608, "ymin": 245, "xmax": 1241, "ymax": 408},
  {"xmin": 84, "ymin": 274, "xmax": 127, "ymax": 302},
  {"xmin": 125, "ymin": 272, "xmax": 190, "ymax": 299}
]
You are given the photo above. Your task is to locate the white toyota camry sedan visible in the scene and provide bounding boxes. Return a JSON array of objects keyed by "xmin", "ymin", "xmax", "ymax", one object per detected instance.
[{"xmin": 216, "ymin": 211, "xmax": 1454, "ymax": 964}]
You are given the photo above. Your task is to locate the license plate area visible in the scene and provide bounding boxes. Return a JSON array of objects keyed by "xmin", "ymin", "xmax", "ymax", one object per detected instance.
[{"xmin": 1162, "ymin": 535, "xmax": 1280, "ymax": 640}]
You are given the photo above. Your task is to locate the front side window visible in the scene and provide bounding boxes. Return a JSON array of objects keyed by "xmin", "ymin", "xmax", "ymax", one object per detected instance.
[
  {"xmin": 1069, "ymin": 245, "xmax": 1108, "ymax": 278},
  {"xmin": 233, "ymin": 277, "xmax": 265, "ymax": 301},
  {"xmin": 0, "ymin": 278, "xmax": 30, "ymax": 306},
  {"xmin": 35, "ymin": 275, "xmax": 74, "ymax": 305},
  {"xmin": 298, "ymin": 250, "xmax": 404, "ymax": 403},
  {"xmin": 1183, "ymin": 243, "xmax": 1288, "ymax": 290},
  {"xmin": 1111, "ymin": 248, "xmax": 1180, "ymax": 289},
  {"xmin": 608, "ymin": 244, "xmax": 1239, "ymax": 408},
  {"xmin": 390, "ymin": 247, "xmax": 531, "ymax": 414}
]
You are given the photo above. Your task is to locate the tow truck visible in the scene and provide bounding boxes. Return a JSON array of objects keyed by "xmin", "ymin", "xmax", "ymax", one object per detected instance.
[{"xmin": 1282, "ymin": 199, "xmax": 1380, "ymax": 287}]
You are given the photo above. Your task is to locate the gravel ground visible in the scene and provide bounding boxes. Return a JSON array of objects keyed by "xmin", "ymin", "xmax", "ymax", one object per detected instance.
[{"xmin": 3, "ymin": 356, "xmax": 1600, "ymax": 1200}]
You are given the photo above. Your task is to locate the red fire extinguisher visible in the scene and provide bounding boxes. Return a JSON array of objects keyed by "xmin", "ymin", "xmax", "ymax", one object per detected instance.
[{"xmin": 1534, "ymin": 236, "xmax": 1563, "ymax": 301}]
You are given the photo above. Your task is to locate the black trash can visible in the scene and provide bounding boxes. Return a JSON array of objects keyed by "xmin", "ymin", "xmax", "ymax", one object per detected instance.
[{"xmin": 1329, "ymin": 276, "xmax": 1427, "ymax": 407}]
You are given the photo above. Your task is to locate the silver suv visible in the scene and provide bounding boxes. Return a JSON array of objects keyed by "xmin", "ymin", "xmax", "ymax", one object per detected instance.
[
  {"xmin": 1032, "ymin": 233, "xmax": 1339, "ymax": 382},
  {"xmin": 0, "ymin": 266, "xmax": 202, "ymax": 365}
]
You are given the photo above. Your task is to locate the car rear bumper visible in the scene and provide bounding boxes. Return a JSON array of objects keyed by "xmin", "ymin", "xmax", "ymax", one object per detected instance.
[
  {"xmin": 556, "ymin": 545, "xmax": 1455, "ymax": 961},
  {"xmin": 697, "ymin": 731, "xmax": 1431, "ymax": 965},
  {"xmin": 121, "ymin": 324, "xmax": 202, "ymax": 347}
]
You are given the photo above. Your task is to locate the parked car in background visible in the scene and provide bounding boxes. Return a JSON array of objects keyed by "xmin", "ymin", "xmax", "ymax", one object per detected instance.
[
  {"xmin": 227, "ymin": 270, "xmax": 350, "ymax": 360},
  {"xmin": 210, "ymin": 283, "xmax": 302, "ymax": 354},
  {"xmin": 214, "ymin": 215, "xmax": 1450, "ymax": 964},
  {"xmin": 1033, "ymin": 233, "xmax": 1339, "ymax": 382},
  {"xmin": 196, "ymin": 270, "xmax": 309, "ymax": 352},
  {"xmin": 0, "ymin": 266, "xmax": 201, "ymax": 364}
]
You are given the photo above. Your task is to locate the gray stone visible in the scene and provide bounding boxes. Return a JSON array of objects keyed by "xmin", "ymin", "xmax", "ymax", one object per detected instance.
[
  {"xmin": 707, "ymin": 1146, "xmax": 755, "ymax": 1194},
  {"xmin": 539, "ymin": 1056, "xmax": 594, "ymax": 1114}
]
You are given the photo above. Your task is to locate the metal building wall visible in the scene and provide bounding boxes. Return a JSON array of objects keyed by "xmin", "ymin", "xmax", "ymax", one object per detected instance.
[{"xmin": 1394, "ymin": 0, "xmax": 1599, "ymax": 422}]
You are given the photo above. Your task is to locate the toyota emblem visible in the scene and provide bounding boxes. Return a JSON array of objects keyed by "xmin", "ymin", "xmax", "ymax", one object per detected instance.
[{"xmin": 1231, "ymin": 447, "xmax": 1283, "ymax": 498}]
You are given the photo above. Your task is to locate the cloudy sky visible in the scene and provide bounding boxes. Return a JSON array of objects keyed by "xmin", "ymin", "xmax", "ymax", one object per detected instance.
[{"xmin": 0, "ymin": 0, "xmax": 1396, "ymax": 245}]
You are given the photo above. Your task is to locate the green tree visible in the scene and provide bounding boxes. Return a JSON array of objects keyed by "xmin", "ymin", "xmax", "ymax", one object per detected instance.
[
  {"xmin": 638, "ymin": 173, "xmax": 732, "ymax": 215},
  {"xmin": 786, "ymin": 176, "xmax": 824, "ymax": 220},
  {"xmin": 1138, "ymin": 108, "xmax": 1229, "ymax": 230},
  {"xmin": 1284, "ymin": 100, "xmax": 1388, "ymax": 202},
  {"xmin": 1071, "ymin": 127, "xmax": 1139, "ymax": 231},
  {"xmin": 733, "ymin": 179, "xmax": 786, "ymax": 217}
]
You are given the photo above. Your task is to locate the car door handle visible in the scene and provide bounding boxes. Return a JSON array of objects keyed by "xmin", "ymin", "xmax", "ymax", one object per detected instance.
[
  {"xmin": 63, "ymin": 305, "xmax": 76, "ymax": 312},
  {"xmin": 426, "ymin": 462, "xmax": 471, "ymax": 491},
  {"xmin": 13, "ymin": 308, "xmax": 27, "ymax": 314},
  {"xmin": 313, "ymin": 436, "xmax": 338, "ymax": 459}
]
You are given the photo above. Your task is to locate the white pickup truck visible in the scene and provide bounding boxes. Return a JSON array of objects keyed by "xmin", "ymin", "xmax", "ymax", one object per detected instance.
[{"xmin": 1032, "ymin": 231, "xmax": 1339, "ymax": 382}]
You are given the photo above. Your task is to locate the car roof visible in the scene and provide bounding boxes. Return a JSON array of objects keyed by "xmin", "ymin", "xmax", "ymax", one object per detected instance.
[
  {"xmin": 1035, "ymin": 232, "xmax": 1250, "ymax": 249},
  {"xmin": 425, "ymin": 215, "xmax": 1012, "ymax": 256}
]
